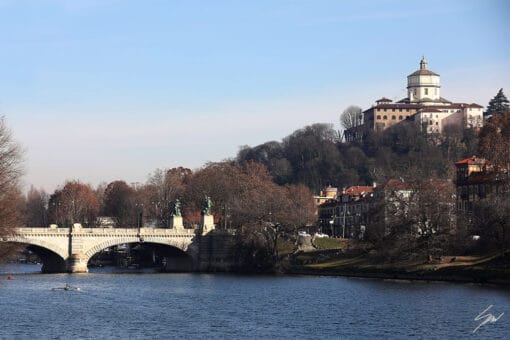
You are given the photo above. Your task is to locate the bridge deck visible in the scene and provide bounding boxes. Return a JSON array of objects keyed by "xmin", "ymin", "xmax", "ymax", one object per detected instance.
[{"xmin": 16, "ymin": 227, "xmax": 197, "ymax": 237}]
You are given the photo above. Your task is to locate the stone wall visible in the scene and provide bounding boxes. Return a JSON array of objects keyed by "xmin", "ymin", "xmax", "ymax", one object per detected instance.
[{"xmin": 196, "ymin": 230, "xmax": 238, "ymax": 272}]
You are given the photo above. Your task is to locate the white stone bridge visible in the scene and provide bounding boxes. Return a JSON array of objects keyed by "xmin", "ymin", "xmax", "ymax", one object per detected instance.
[{"xmin": 3, "ymin": 225, "xmax": 204, "ymax": 273}]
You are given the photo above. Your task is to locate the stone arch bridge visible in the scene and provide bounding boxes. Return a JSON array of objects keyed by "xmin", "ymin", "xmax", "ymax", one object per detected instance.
[{"xmin": 2, "ymin": 223, "xmax": 226, "ymax": 273}]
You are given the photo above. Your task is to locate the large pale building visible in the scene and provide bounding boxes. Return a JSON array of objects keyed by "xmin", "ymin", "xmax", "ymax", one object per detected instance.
[{"xmin": 345, "ymin": 58, "xmax": 483, "ymax": 141}]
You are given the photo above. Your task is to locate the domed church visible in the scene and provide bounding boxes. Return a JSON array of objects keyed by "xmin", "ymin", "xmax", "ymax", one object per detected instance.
[{"xmin": 345, "ymin": 57, "xmax": 484, "ymax": 142}]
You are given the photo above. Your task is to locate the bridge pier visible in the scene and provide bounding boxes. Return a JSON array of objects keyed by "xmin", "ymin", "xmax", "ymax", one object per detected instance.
[
  {"xmin": 41, "ymin": 260, "xmax": 68, "ymax": 273},
  {"xmin": 67, "ymin": 253, "xmax": 89, "ymax": 273}
]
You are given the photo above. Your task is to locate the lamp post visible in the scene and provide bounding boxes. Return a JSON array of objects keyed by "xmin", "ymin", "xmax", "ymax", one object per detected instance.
[
  {"xmin": 152, "ymin": 201, "xmax": 161, "ymax": 227},
  {"xmin": 71, "ymin": 199, "xmax": 76, "ymax": 230},
  {"xmin": 329, "ymin": 216, "xmax": 334, "ymax": 237},
  {"xmin": 52, "ymin": 201, "xmax": 61, "ymax": 227},
  {"xmin": 342, "ymin": 203, "xmax": 347, "ymax": 239},
  {"xmin": 136, "ymin": 203, "xmax": 144, "ymax": 229}
]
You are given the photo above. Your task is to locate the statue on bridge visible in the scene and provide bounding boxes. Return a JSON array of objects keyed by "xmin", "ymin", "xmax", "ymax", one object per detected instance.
[
  {"xmin": 201, "ymin": 195, "xmax": 212, "ymax": 216},
  {"xmin": 172, "ymin": 199, "xmax": 182, "ymax": 217}
]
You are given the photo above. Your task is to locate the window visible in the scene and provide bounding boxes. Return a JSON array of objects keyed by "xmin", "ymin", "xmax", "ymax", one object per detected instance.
[
  {"xmin": 391, "ymin": 115, "xmax": 396, "ymax": 120},
  {"xmin": 425, "ymin": 88, "xmax": 428, "ymax": 95},
  {"xmin": 399, "ymin": 108, "xmax": 402, "ymax": 112},
  {"xmin": 383, "ymin": 115, "xmax": 387, "ymax": 120},
  {"xmin": 406, "ymin": 108, "xmax": 410, "ymax": 112},
  {"xmin": 399, "ymin": 116, "xmax": 403, "ymax": 120},
  {"xmin": 376, "ymin": 115, "xmax": 381, "ymax": 120},
  {"xmin": 383, "ymin": 108, "xmax": 387, "ymax": 112}
]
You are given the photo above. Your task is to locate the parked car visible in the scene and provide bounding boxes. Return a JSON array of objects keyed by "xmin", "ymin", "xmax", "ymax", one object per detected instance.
[{"xmin": 314, "ymin": 232, "xmax": 329, "ymax": 238}]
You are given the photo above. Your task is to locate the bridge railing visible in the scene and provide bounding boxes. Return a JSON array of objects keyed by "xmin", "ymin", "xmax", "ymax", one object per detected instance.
[{"xmin": 16, "ymin": 227, "xmax": 197, "ymax": 236}]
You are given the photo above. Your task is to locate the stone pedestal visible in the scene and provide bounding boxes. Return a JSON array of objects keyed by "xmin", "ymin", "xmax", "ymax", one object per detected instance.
[
  {"xmin": 170, "ymin": 215, "xmax": 184, "ymax": 230},
  {"xmin": 200, "ymin": 214, "xmax": 215, "ymax": 235},
  {"xmin": 67, "ymin": 253, "xmax": 88, "ymax": 273}
]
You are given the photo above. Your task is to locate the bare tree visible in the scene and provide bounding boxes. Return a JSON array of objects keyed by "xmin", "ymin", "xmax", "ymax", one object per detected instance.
[
  {"xmin": 0, "ymin": 117, "xmax": 24, "ymax": 261},
  {"xmin": 340, "ymin": 105, "xmax": 363, "ymax": 130},
  {"xmin": 145, "ymin": 167, "xmax": 191, "ymax": 227},
  {"xmin": 102, "ymin": 180, "xmax": 137, "ymax": 227},
  {"xmin": 24, "ymin": 186, "xmax": 49, "ymax": 227},
  {"xmin": 48, "ymin": 181, "xmax": 99, "ymax": 227}
]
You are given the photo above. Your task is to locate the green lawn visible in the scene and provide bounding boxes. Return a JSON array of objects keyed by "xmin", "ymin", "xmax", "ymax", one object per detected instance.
[{"xmin": 313, "ymin": 237, "xmax": 348, "ymax": 250}]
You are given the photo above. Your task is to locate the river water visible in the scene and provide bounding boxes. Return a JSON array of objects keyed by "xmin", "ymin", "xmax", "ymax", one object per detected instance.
[{"xmin": 0, "ymin": 264, "xmax": 508, "ymax": 339}]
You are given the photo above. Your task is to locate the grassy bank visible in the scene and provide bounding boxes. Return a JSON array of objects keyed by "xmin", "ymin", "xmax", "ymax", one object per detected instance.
[{"xmin": 281, "ymin": 241, "xmax": 510, "ymax": 285}]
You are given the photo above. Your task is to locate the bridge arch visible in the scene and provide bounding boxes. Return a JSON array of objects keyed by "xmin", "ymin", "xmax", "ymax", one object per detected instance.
[
  {"xmin": 4, "ymin": 237, "xmax": 68, "ymax": 273},
  {"xmin": 83, "ymin": 237, "xmax": 191, "ymax": 259},
  {"xmin": 5, "ymin": 236, "xmax": 68, "ymax": 260},
  {"xmin": 82, "ymin": 237, "xmax": 195, "ymax": 272}
]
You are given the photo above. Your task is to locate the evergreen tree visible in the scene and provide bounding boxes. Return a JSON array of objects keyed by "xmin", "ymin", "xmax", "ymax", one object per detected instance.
[{"xmin": 484, "ymin": 88, "xmax": 510, "ymax": 118}]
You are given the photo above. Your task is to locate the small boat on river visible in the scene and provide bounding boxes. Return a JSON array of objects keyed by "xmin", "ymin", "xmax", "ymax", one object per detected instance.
[{"xmin": 51, "ymin": 283, "xmax": 80, "ymax": 291}]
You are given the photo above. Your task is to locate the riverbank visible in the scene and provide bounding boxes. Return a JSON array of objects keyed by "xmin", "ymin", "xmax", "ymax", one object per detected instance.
[{"xmin": 282, "ymin": 247, "xmax": 510, "ymax": 285}]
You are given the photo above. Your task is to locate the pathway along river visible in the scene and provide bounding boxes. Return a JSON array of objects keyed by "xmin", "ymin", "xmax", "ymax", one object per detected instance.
[{"xmin": 0, "ymin": 264, "xmax": 508, "ymax": 338}]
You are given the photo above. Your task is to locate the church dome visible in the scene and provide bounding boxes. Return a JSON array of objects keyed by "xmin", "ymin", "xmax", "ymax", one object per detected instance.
[
  {"xmin": 407, "ymin": 57, "xmax": 441, "ymax": 103},
  {"xmin": 408, "ymin": 57, "xmax": 439, "ymax": 77}
]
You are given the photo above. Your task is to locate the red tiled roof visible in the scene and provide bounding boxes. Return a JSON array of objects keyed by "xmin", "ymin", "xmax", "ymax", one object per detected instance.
[
  {"xmin": 376, "ymin": 97, "xmax": 392, "ymax": 102},
  {"xmin": 383, "ymin": 179, "xmax": 410, "ymax": 190},
  {"xmin": 408, "ymin": 69, "xmax": 440, "ymax": 77},
  {"xmin": 454, "ymin": 156, "xmax": 485, "ymax": 165},
  {"xmin": 364, "ymin": 102, "xmax": 483, "ymax": 114},
  {"xmin": 343, "ymin": 186, "xmax": 374, "ymax": 196}
]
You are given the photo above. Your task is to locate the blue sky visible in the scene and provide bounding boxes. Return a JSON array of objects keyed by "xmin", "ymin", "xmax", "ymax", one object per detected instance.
[{"xmin": 0, "ymin": 0, "xmax": 509, "ymax": 192}]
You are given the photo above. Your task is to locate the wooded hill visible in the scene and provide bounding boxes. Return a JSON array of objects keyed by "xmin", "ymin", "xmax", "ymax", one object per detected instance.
[{"xmin": 236, "ymin": 121, "xmax": 478, "ymax": 193}]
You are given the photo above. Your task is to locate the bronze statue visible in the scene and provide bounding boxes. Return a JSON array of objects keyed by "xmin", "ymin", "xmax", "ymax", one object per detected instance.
[
  {"xmin": 173, "ymin": 199, "xmax": 182, "ymax": 217},
  {"xmin": 202, "ymin": 195, "xmax": 212, "ymax": 215}
]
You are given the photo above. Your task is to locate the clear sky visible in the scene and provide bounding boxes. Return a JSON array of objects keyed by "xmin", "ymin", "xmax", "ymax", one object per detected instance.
[{"xmin": 1, "ymin": 0, "xmax": 509, "ymax": 192}]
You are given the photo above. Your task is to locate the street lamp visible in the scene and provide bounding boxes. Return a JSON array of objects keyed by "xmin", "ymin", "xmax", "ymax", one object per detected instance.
[
  {"xmin": 342, "ymin": 203, "xmax": 347, "ymax": 239},
  {"xmin": 135, "ymin": 203, "xmax": 144, "ymax": 229},
  {"xmin": 52, "ymin": 201, "xmax": 61, "ymax": 227},
  {"xmin": 152, "ymin": 201, "xmax": 161, "ymax": 227}
]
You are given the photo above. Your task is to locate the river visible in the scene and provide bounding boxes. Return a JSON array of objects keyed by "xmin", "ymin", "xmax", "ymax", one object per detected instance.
[{"xmin": 0, "ymin": 264, "xmax": 508, "ymax": 339}]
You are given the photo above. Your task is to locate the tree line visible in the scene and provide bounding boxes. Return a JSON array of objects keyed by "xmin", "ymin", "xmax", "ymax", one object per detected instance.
[{"xmin": 23, "ymin": 163, "xmax": 316, "ymax": 232}]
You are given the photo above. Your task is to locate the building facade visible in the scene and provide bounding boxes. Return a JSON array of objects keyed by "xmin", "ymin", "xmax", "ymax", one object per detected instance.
[
  {"xmin": 317, "ymin": 181, "xmax": 413, "ymax": 239},
  {"xmin": 318, "ymin": 185, "xmax": 375, "ymax": 239},
  {"xmin": 345, "ymin": 57, "xmax": 483, "ymax": 141},
  {"xmin": 455, "ymin": 156, "xmax": 509, "ymax": 212}
]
